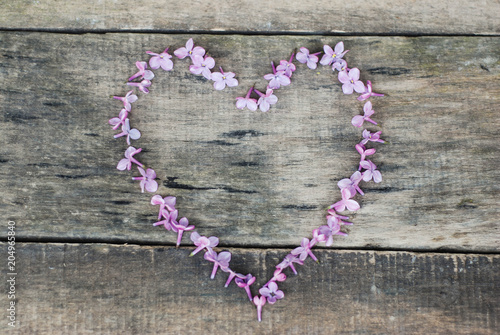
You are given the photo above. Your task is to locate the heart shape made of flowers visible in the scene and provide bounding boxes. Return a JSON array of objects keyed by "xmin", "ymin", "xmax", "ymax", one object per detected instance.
[{"xmin": 110, "ymin": 38, "xmax": 386, "ymax": 322}]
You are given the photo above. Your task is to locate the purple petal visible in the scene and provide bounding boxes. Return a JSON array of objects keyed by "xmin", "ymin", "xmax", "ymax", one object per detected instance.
[
  {"xmin": 116, "ymin": 158, "xmax": 129, "ymax": 171},
  {"xmin": 225, "ymin": 78, "xmax": 238, "ymax": 87},
  {"xmin": 351, "ymin": 115, "xmax": 364, "ymax": 128},
  {"xmin": 213, "ymin": 80, "xmax": 226, "ymax": 90}
]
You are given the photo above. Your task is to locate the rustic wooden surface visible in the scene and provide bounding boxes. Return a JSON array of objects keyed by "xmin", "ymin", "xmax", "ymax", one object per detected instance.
[
  {"xmin": 0, "ymin": 1, "xmax": 499, "ymax": 334},
  {"xmin": 2, "ymin": 243, "xmax": 499, "ymax": 334},
  {"xmin": 0, "ymin": 0, "xmax": 499, "ymax": 35}
]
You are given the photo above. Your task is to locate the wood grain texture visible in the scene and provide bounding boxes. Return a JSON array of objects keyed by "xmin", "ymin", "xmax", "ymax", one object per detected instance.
[
  {"xmin": 0, "ymin": 0, "xmax": 499, "ymax": 35},
  {"xmin": 4, "ymin": 242, "xmax": 498, "ymax": 334},
  {"xmin": 1, "ymin": 33, "xmax": 499, "ymax": 251}
]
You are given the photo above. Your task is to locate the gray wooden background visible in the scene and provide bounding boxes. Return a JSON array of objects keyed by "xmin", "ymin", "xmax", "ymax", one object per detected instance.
[{"xmin": 0, "ymin": 1, "xmax": 499, "ymax": 334}]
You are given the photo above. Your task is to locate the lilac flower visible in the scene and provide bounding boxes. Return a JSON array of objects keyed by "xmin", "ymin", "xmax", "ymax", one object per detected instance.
[
  {"xmin": 113, "ymin": 90, "xmax": 138, "ymax": 111},
  {"xmin": 357, "ymin": 80, "xmax": 384, "ymax": 101},
  {"xmin": 264, "ymin": 269, "xmax": 286, "ymax": 287},
  {"xmin": 332, "ymin": 59, "xmax": 348, "ymax": 72},
  {"xmin": 338, "ymin": 171, "xmax": 364, "ymax": 196},
  {"xmin": 128, "ymin": 61, "xmax": 154, "ymax": 81},
  {"xmin": 327, "ymin": 208, "xmax": 350, "ymax": 221},
  {"xmin": 277, "ymin": 253, "xmax": 303, "ymax": 275},
  {"xmin": 352, "ymin": 101, "xmax": 378, "ymax": 128},
  {"xmin": 355, "ymin": 144, "xmax": 376, "ymax": 170},
  {"xmin": 310, "ymin": 228, "xmax": 327, "ymax": 247},
  {"xmin": 360, "ymin": 130, "xmax": 385, "ymax": 145},
  {"xmin": 276, "ymin": 53, "xmax": 296, "ymax": 77},
  {"xmin": 204, "ymin": 250, "xmax": 231, "ymax": 279},
  {"xmin": 338, "ymin": 68, "xmax": 365, "ymax": 95},
  {"xmin": 222, "ymin": 270, "xmax": 241, "ymax": 287},
  {"xmin": 291, "ymin": 238, "xmax": 319, "ymax": 263},
  {"xmin": 132, "ymin": 167, "xmax": 158, "ymax": 193},
  {"xmin": 117, "ymin": 146, "xmax": 144, "ymax": 171},
  {"xmin": 254, "ymin": 88, "xmax": 278, "ymax": 112},
  {"xmin": 146, "ymin": 48, "xmax": 173, "ymax": 71},
  {"xmin": 236, "ymin": 87, "xmax": 258, "ymax": 111},
  {"xmin": 331, "ymin": 188, "xmax": 360, "ymax": 212},
  {"xmin": 320, "ymin": 42, "xmax": 348, "ymax": 66},
  {"xmin": 319, "ymin": 216, "xmax": 348, "ymax": 246},
  {"xmin": 236, "ymin": 274, "xmax": 256, "ymax": 301},
  {"xmin": 189, "ymin": 54, "xmax": 215, "ymax": 80},
  {"xmin": 264, "ymin": 61, "xmax": 291, "ymax": 89},
  {"xmin": 151, "ymin": 195, "xmax": 176, "ymax": 220},
  {"xmin": 296, "ymin": 47, "xmax": 320, "ymax": 70},
  {"xmin": 171, "ymin": 215, "xmax": 195, "ymax": 247},
  {"xmin": 109, "ymin": 108, "xmax": 129, "ymax": 130},
  {"xmin": 259, "ymin": 282, "xmax": 284, "ymax": 305},
  {"xmin": 113, "ymin": 119, "xmax": 141, "ymax": 145},
  {"xmin": 211, "ymin": 67, "xmax": 238, "ymax": 90},
  {"xmin": 153, "ymin": 209, "xmax": 173, "ymax": 230},
  {"xmin": 253, "ymin": 295, "xmax": 266, "ymax": 322},
  {"xmin": 127, "ymin": 79, "xmax": 151, "ymax": 94},
  {"xmin": 174, "ymin": 38, "xmax": 205, "ymax": 60},
  {"xmin": 360, "ymin": 160, "xmax": 382, "ymax": 183},
  {"xmin": 189, "ymin": 232, "xmax": 219, "ymax": 256}
]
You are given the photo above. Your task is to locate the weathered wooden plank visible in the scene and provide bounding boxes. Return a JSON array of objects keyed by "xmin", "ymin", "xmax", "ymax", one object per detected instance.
[
  {"xmin": 0, "ymin": 0, "xmax": 499, "ymax": 35},
  {"xmin": 5, "ymin": 242, "xmax": 498, "ymax": 334},
  {"xmin": 1, "ymin": 33, "xmax": 499, "ymax": 251}
]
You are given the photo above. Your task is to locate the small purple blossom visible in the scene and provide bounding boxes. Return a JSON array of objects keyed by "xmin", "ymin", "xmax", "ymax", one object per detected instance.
[
  {"xmin": 236, "ymin": 274, "xmax": 256, "ymax": 301},
  {"xmin": 171, "ymin": 215, "xmax": 195, "ymax": 247},
  {"xmin": 360, "ymin": 160, "xmax": 382, "ymax": 183},
  {"xmin": 109, "ymin": 108, "xmax": 129, "ymax": 130},
  {"xmin": 190, "ymin": 54, "xmax": 215, "ymax": 80},
  {"xmin": 254, "ymin": 88, "xmax": 278, "ymax": 112},
  {"xmin": 151, "ymin": 195, "xmax": 176, "ymax": 220},
  {"xmin": 357, "ymin": 80, "xmax": 385, "ymax": 101},
  {"xmin": 338, "ymin": 171, "xmax": 364, "ymax": 196},
  {"xmin": 327, "ymin": 208, "xmax": 350, "ymax": 221},
  {"xmin": 113, "ymin": 90, "xmax": 138, "ymax": 112},
  {"xmin": 146, "ymin": 48, "xmax": 173, "ymax": 71},
  {"xmin": 189, "ymin": 232, "xmax": 219, "ymax": 256},
  {"xmin": 113, "ymin": 118, "xmax": 141, "ymax": 145},
  {"xmin": 332, "ymin": 59, "xmax": 348, "ymax": 72},
  {"xmin": 277, "ymin": 253, "xmax": 303, "ymax": 275},
  {"xmin": 128, "ymin": 61, "xmax": 154, "ymax": 81},
  {"xmin": 236, "ymin": 87, "xmax": 258, "ymax": 111},
  {"xmin": 338, "ymin": 68, "xmax": 365, "ymax": 95},
  {"xmin": 132, "ymin": 167, "xmax": 158, "ymax": 193},
  {"xmin": 356, "ymin": 144, "xmax": 376, "ymax": 171},
  {"xmin": 320, "ymin": 216, "xmax": 348, "ymax": 246},
  {"xmin": 296, "ymin": 47, "xmax": 320, "ymax": 69},
  {"xmin": 211, "ymin": 67, "xmax": 238, "ymax": 90},
  {"xmin": 253, "ymin": 295, "xmax": 266, "ymax": 322},
  {"xmin": 204, "ymin": 250, "xmax": 231, "ymax": 279},
  {"xmin": 174, "ymin": 38, "xmax": 205, "ymax": 60},
  {"xmin": 291, "ymin": 238, "xmax": 319, "ymax": 263},
  {"xmin": 264, "ymin": 269, "xmax": 286, "ymax": 287},
  {"xmin": 127, "ymin": 79, "xmax": 151, "ymax": 94},
  {"xmin": 360, "ymin": 130, "xmax": 385, "ymax": 145},
  {"xmin": 223, "ymin": 270, "xmax": 244, "ymax": 288},
  {"xmin": 153, "ymin": 209, "xmax": 172, "ymax": 230},
  {"xmin": 276, "ymin": 53, "xmax": 296, "ymax": 77},
  {"xmin": 331, "ymin": 188, "xmax": 360, "ymax": 212},
  {"xmin": 264, "ymin": 61, "xmax": 291, "ymax": 90},
  {"xmin": 310, "ymin": 228, "xmax": 327, "ymax": 247},
  {"xmin": 116, "ymin": 146, "xmax": 144, "ymax": 171},
  {"xmin": 320, "ymin": 42, "xmax": 348, "ymax": 66},
  {"xmin": 259, "ymin": 281, "xmax": 284, "ymax": 305},
  {"xmin": 352, "ymin": 101, "xmax": 378, "ymax": 128}
]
